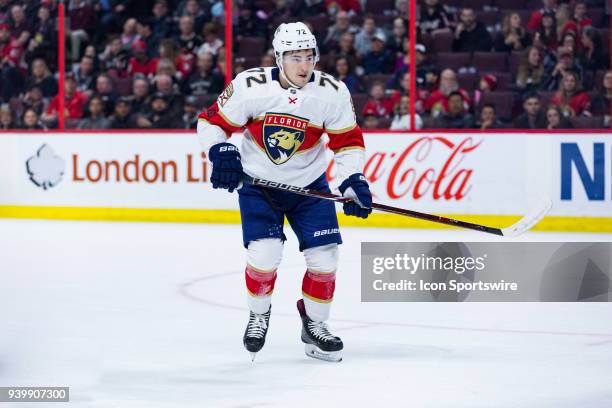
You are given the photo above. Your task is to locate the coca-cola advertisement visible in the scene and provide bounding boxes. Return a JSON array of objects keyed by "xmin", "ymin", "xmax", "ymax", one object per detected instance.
[
  {"xmin": 329, "ymin": 135, "xmax": 481, "ymax": 203},
  {"xmin": 331, "ymin": 132, "xmax": 533, "ymax": 216}
]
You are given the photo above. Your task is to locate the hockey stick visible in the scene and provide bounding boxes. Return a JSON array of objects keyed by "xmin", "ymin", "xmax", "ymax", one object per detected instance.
[{"xmin": 242, "ymin": 175, "xmax": 552, "ymax": 237}]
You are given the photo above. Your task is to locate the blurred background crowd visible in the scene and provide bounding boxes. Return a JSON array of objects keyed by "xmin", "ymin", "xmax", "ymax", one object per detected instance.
[
  {"xmin": 0, "ymin": 0, "xmax": 609, "ymax": 131},
  {"xmin": 415, "ymin": 0, "xmax": 610, "ymax": 129}
]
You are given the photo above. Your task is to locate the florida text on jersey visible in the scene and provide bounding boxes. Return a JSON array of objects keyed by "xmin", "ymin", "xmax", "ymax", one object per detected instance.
[{"xmin": 197, "ymin": 67, "xmax": 365, "ymax": 186}]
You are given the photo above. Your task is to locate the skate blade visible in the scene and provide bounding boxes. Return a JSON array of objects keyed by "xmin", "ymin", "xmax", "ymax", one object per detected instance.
[
  {"xmin": 249, "ymin": 352, "xmax": 257, "ymax": 362},
  {"xmin": 304, "ymin": 344, "xmax": 342, "ymax": 362}
]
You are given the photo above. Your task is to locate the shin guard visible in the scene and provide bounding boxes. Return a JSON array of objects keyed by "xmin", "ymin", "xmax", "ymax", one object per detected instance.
[
  {"xmin": 245, "ymin": 265, "xmax": 277, "ymax": 314},
  {"xmin": 301, "ymin": 270, "xmax": 336, "ymax": 321}
]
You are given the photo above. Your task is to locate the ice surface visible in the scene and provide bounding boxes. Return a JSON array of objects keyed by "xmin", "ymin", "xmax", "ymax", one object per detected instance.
[{"xmin": 1, "ymin": 219, "xmax": 611, "ymax": 408}]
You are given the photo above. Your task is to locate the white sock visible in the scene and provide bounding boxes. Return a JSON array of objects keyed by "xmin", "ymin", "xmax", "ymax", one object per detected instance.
[
  {"xmin": 303, "ymin": 296, "xmax": 331, "ymax": 322},
  {"xmin": 247, "ymin": 294, "xmax": 271, "ymax": 314}
]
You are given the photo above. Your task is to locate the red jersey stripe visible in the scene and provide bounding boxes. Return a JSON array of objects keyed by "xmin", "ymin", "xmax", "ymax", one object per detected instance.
[
  {"xmin": 197, "ymin": 102, "xmax": 243, "ymax": 136},
  {"xmin": 327, "ymin": 125, "xmax": 365, "ymax": 152}
]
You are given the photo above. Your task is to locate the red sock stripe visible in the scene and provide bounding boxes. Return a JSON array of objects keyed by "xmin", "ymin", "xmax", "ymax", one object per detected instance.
[
  {"xmin": 245, "ymin": 266, "xmax": 277, "ymax": 297},
  {"xmin": 302, "ymin": 270, "xmax": 336, "ymax": 302}
]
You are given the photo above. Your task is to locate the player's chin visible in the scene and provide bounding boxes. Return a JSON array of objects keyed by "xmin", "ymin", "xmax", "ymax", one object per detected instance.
[{"xmin": 295, "ymin": 75, "xmax": 308, "ymax": 86}]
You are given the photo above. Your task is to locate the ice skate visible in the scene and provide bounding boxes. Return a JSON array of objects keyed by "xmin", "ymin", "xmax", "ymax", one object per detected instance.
[
  {"xmin": 243, "ymin": 307, "xmax": 271, "ymax": 361},
  {"xmin": 296, "ymin": 299, "xmax": 343, "ymax": 362}
]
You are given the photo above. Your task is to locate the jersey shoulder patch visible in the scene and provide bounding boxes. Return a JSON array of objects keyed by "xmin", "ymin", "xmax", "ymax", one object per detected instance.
[{"xmin": 217, "ymin": 82, "xmax": 234, "ymax": 107}]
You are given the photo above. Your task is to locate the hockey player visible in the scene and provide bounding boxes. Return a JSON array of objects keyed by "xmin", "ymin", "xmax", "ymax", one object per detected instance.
[{"xmin": 197, "ymin": 22, "xmax": 371, "ymax": 362}]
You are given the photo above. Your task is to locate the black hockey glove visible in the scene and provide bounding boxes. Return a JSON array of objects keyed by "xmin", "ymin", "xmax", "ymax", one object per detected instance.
[
  {"xmin": 208, "ymin": 143, "xmax": 243, "ymax": 193},
  {"xmin": 338, "ymin": 173, "xmax": 372, "ymax": 219}
]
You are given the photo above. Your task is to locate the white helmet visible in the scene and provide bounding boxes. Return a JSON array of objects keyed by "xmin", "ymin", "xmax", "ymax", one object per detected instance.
[{"xmin": 272, "ymin": 22, "xmax": 319, "ymax": 87}]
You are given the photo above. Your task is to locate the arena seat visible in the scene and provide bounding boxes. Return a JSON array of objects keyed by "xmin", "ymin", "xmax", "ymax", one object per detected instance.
[
  {"xmin": 435, "ymin": 52, "xmax": 472, "ymax": 71},
  {"xmin": 431, "ymin": 29, "xmax": 454, "ymax": 53},
  {"xmin": 458, "ymin": 72, "xmax": 478, "ymax": 91},
  {"xmin": 365, "ymin": 0, "xmax": 395, "ymax": 14},
  {"xmin": 351, "ymin": 93, "xmax": 369, "ymax": 115},
  {"xmin": 363, "ymin": 74, "xmax": 393, "ymax": 91},
  {"xmin": 509, "ymin": 50, "xmax": 524, "ymax": 74},
  {"xmin": 495, "ymin": 0, "xmax": 526, "ymax": 9},
  {"xmin": 571, "ymin": 116, "xmax": 604, "ymax": 129},
  {"xmin": 472, "ymin": 52, "xmax": 508, "ymax": 71},
  {"xmin": 475, "ymin": 10, "xmax": 500, "ymax": 28},
  {"xmin": 237, "ymin": 37, "xmax": 266, "ymax": 58},
  {"xmin": 482, "ymin": 71, "xmax": 513, "ymax": 91},
  {"xmin": 304, "ymin": 15, "xmax": 329, "ymax": 38},
  {"xmin": 115, "ymin": 78, "xmax": 133, "ymax": 97},
  {"xmin": 476, "ymin": 91, "xmax": 516, "ymax": 121}
]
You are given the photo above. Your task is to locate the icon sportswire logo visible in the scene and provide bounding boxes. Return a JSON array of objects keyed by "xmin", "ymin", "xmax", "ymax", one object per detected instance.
[{"xmin": 26, "ymin": 144, "xmax": 65, "ymax": 190}]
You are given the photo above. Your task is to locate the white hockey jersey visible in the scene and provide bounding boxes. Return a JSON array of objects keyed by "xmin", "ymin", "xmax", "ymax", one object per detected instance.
[{"xmin": 197, "ymin": 67, "xmax": 365, "ymax": 187}]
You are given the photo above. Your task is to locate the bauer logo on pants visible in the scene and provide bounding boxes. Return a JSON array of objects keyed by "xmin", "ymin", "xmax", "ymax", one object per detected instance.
[{"xmin": 262, "ymin": 113, "xmax": 308, "ymax": 165}]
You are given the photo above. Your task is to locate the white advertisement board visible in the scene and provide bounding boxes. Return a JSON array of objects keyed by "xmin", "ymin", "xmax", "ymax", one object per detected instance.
[{"xmin": 0, "ymin": 132, "xmax": 610, "ymax": 230}]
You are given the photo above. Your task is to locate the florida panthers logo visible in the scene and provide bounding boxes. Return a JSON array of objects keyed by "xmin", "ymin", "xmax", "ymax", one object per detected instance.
[{"xmin": 262, "ymin": 113, "xmax": 309, "ymax": 165}]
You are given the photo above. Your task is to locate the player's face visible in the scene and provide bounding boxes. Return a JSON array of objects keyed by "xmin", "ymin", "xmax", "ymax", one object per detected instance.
[{"xmin": 282, "ymin": 50, "xmax": 315, "ymax": 88}]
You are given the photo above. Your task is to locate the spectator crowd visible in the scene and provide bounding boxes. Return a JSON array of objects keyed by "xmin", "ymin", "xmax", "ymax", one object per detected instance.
[
  {"xmin": 0, "ymin": 0, "xmax": 609, "ymax": 130},
  {"xmin": 415, "ymin": 0, "xmax": 611, "ymax": 129},
  {"xmin": 1, "ymin": 0, "xmax": 227, "ymax": 130}
]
